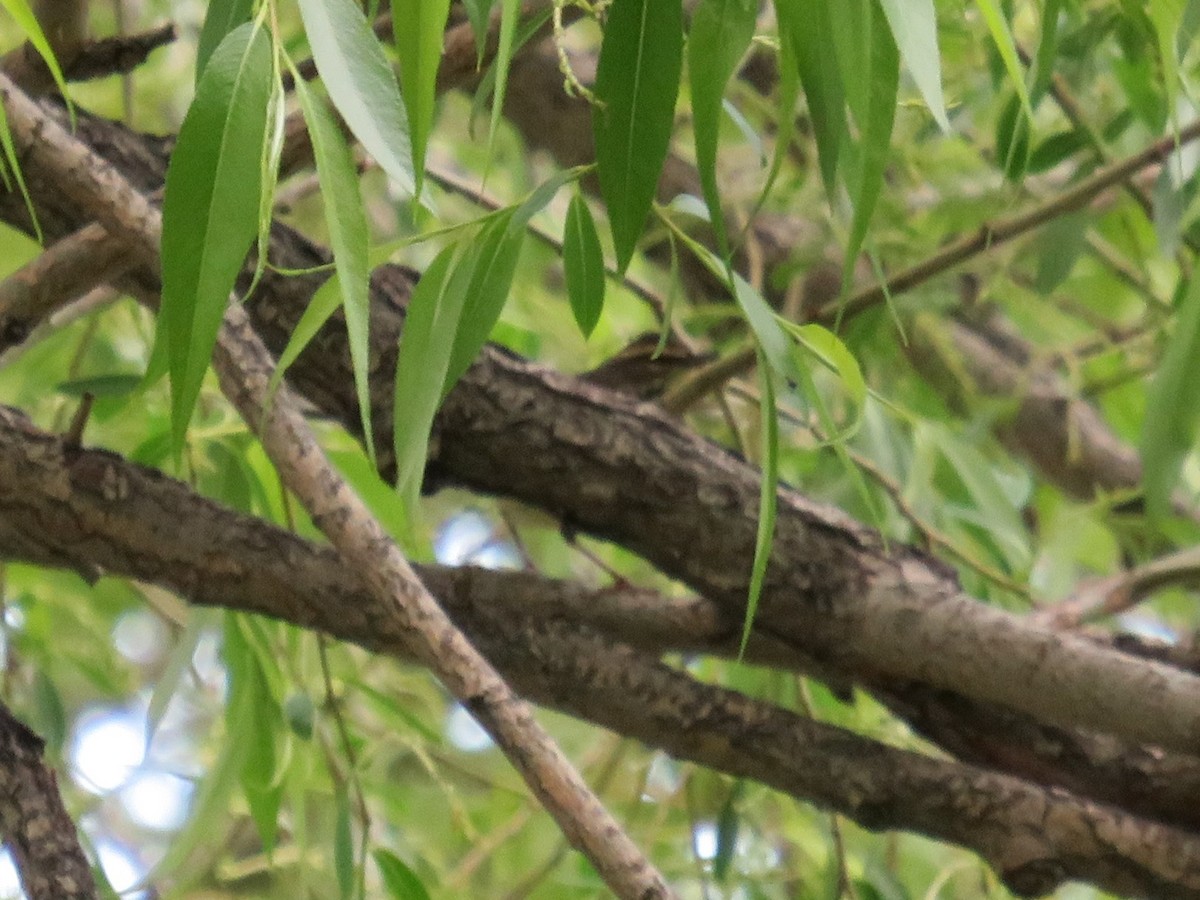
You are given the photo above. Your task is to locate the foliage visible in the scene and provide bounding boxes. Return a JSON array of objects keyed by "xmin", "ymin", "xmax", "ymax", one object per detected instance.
[{"xmin": 3, "ymin": 0, "xmax": 1200, "ymax": 897}]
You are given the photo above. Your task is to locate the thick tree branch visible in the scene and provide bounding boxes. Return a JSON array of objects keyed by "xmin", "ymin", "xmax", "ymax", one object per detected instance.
[{"xmin": 2, "ymin": 406, "xmax": 1199, "ymax": 898}]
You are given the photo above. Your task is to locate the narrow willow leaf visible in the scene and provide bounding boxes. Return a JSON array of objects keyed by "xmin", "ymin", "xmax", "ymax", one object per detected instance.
[
  {"xmin": 298, "ymin": 0, "xmax": 418, "ymax": 199},
  {"xmin": 461, "ymin": 0, "xmax": 497, "ymax": 61},
  {"xmin": 440, "ymin": 169, "xmax": 578, "ymax": 392},
  {"xmin": 393, "ymin": 0, "xmax": 451, "ymax": 195},
  {"xmin": 739, "ymin": 351, "xmax": 778, "ymax": 658},
  {"xmin": 781, "ymin": 321, "xmax": 867, "ymax": 434},
  {"xmin": 440, "ymin": 213, "xmax": 523, "ymax": 395},
  {"xmin": 593, "ymin": 0, "xmax": 683, "ymax": 272},
  {"xmin": 374, "ymin": 849, "xmax": 432, "ymax": 900},
  {"xmin": 974, "ymin": 0, "xmax": 1033, "ymax": 120},
  {"xmin": 1144, "ymin": 272, "xmax": 1200, "ymax": 518},
  {"xmin": 0, "ymin": 0, "xmax": 70, "ymax": 103},
  {"xmin": 877, "ymin": 0, "xmax": 949, "ymax": 130},
  {"xmin": 265, "ymin": 274, "xmax": 343, "ymax": 410},
  {"xmin": 0, "ymin": 86, "xmax": 40, "ymax": 241},
  {"xmin": 249, "ymin": 69, "xmax": 286, "ymax": 297},
  {"xmin": 840, "ymin": 1, "xmax": 899, "ymax": 300},
  {"xmin": 155, "ymin": 22, "xmax": 272, "ymax": 449},
  {"xmin": 294, "ymin": 76, "xmax": 375, "ymax": 465},
  {"xmin": 775, "ymin": 0, "xmax": 845, "ymax": 198},
  {"xmin": 196, "ymin": 0, "xmax": 255, "ymax": 83},
  {"xmin": 393, "ymin": 246, "xmax": 471, "ymax": 509},
  {"xmin": 688, "ymin": 0, "xmax": 756, "ymax": 259},
  {"xmin": 564, "ymin": 192, "xmax": 606, "ymax": 336},
  {"xmin": 484, "ymin": 0, "xmax": 520, "ymax": 176}
]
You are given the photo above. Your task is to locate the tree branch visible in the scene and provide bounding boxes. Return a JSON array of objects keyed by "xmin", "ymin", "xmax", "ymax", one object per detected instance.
[{"xmin": 0, "ymin": 701, "xmax": 96, "ymax": 899}]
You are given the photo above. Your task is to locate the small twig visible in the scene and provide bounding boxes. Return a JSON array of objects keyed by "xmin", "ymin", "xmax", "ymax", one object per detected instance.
[
  {"xmin": 61, "ymin": 392, "xmax": 93, "ymax": 449},
  {"xmin": 826, "ymin": 117, "xmax": 1200, "ymax": 323},
  {"xmin": 63, "ymin": 23, "xmax": 176, "ymax": 84},
  {"xmin": 1033, "ymin": 544, "xmax": 1200, "ymax": 630}
]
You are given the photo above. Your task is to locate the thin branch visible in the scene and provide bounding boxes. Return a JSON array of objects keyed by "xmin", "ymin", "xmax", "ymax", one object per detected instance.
[{"xmin": 827, "ymin": 118, "xmax": 1200, "ymax": 322}]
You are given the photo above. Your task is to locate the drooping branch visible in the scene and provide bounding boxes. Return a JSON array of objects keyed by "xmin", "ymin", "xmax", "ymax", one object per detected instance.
[{"xmin": 2, "ymin": 405, "xmax": 1199, "ymax": 898}]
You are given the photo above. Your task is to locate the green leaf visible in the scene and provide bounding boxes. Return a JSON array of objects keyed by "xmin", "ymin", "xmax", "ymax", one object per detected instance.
[
  {"xmin": 374, "ymin": 849, "xmax": 432, "ymax": 900},
  {"xmin": 441, "ymin": 169, "xmax": 578, "ymax": 393},
  {"xmin": 461, "ymin": 0, "xmax": 497, "ymax": 61},
  {"xmin": 563, "ymin": 192, "xmax": 606, "ymax": 337},
  {"xmin": 0, "ymin": 0, "xmax": 71, "ymax": 104},
  {"xmin": 877, "ymin": 0, "xmax": 949, "ymax": 130},
  {"xmin": 775, "ymin": 0, "xmax": 846, "ymax": 198},
  {"xmin": 196, "ymin": 0, "xmax": 256, "ymax": 83},
  {"xmin": 974, "ymin": 0, "xmax": 1033, "ymax": 121},
  {"xmin": 298, "ymin": 0, "xmax": 418, "ymax": 200},
  {"xmin": 392, "ymin": 0, "xmax": 450, "ymax": 196},
  {"xmin": 484, "ymin": 0, "xmax": 521, "ymax": 177},
  {"xmin": 393, "ymin": 245, "xmax": 470, "ymax": 509},
  {"xmin": 593, "ymin": 0, "xmax": 683, "ymax": 273},
  {"xmin": 688, "ymin": 0, "xmax": 757, "ymax": 259},
  {"xmin": 294, "ymin": 76, "xmax": 376, "ymax": 467},
  {"xmin": 739, "ymin": 352, "xmax": 778, "ymax": 657},
  {"xmin": 55, "ymin": 373, "xmax": 142, "ymax": 398},
  {"xmin": 1030, "ymin": 0, "xmax": 1063, "ymax": 104},
  {"xmin": 265, "ymin": 273, "xmax": 344, "ymax": 411},
  {"xmin": 839, "ymin": 0, "xmax": 899, "ymax": 304},
  {"xmin": 1144, "ymin": 273, "xmax": 1200, "ymax": 518},
  {"xmin": 154, "ymin": 22, "xmax": 273, "ymax": 450}
]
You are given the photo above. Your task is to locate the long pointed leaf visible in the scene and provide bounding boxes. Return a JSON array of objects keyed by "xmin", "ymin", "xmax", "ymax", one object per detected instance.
[
  {"xmin": 689, "ymin": 0, "xmax": 757, "ymax": 260},
  {"xmin": 564, "ymin": 192, "xmax": 606, "ymax": 336},
  {"xmin": 392, "ymin": 0, "xmax": 451, "ymax": 196},
  {"xmin": 155, "ymin": 22, "xmax": 273, "ymax": 449},
  {"xmin": 294, "ymin": 77, "xmax": 374, "ymax": 466},
  {"xmin": 877, "ymin": 0, "xmax": 949, "ymax": 130},
  {"xmin": 298, "ymin": 0, "xmax": 418, "ymax": 199},
  {"xmin": 593, "ymin": 0, "xmax": 683, "ymax": 273},
  {"xmin": 775, "ymin": 0, "xmax": 845, "ymax": 198},
  {"xmin": 196, "ymin": 0, "xmax": 256, "ymax": 82}
]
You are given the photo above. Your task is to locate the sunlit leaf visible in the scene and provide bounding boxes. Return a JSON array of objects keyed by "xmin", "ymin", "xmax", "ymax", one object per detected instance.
[
  {"xmin": 154, "ymin": 22, "xmax": 273, "ymax": 450},
  {"xmin": 593, "ymin": 0, "xmax": 683, "ymax": 272},
  {"xmin": 294, "ymin": 76, "xmax": 375, "ymax": 465},
  {"xmin": 877, "ymin": 0, "xmax": 949, "ymax": 130},
  {"xmin": 298, "ymin": 0, "xmax": 418, "ymax": 199},
  {"xmin": 392, "ymin": 0, "xmax": 450, "ymax": 195},
  {"xmin": 563, "ymin": 192, "xmax": 606, "ymax": 336},
  {"xmin": 1144, "ymin": 273, "xmax": 1200, "ymax": 518},
  {"xmin": 689, "ymin": 0, "xmax": 757, "ymax": 258}
]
